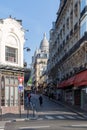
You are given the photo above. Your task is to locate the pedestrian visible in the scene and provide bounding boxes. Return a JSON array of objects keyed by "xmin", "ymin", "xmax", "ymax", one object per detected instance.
[
  {"xmin": 39, "ymin": 95, "xmax": 43, "ymax": 106},
  {"xmin": 28, "ymin": 93, "xmax": 31, "ymax": 104}
]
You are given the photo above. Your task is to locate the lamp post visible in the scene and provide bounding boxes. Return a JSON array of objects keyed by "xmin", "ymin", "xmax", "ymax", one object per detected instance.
[
  {"xmin": 23, "ymin": 47, "xmax": 31, "ymax": 67},
  {"xmin": 24, "ymin": 47, "xmax": 31, "ymax": 52}
]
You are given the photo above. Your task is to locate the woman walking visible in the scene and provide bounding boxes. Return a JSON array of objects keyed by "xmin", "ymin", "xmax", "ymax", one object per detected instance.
[{"xmin": 39, "ymin": 95, "xmax": 43, "ymax": 106}]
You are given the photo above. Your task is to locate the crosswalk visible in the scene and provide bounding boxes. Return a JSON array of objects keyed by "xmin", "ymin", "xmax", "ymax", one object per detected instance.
[
  {"xmin": 0, "ymin": 127, "xmax": 4, "ymax": 130},
  {"xmin": 37, "ymin": 114, "xmax": 87, "ymax": 120}
]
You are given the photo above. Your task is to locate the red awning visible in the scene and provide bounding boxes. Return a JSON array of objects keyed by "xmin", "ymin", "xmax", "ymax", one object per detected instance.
[
  {"xmin": 74, "ymin": 70, "xmax": 87, "ymax": 86},
  {"xmin": 58, "ymin": 70, "xmax": 87, "ymax": 88},
  {"xmin": 58, "ymin": 76, "xmax": 75, "ymax": 88},
  {"xmin": 65, "ymin": 76, "xmax": 75, "ymax": 86},
  {"xmin": 58, "ymin": 80, "xmax": 67, "ymax": 88}
]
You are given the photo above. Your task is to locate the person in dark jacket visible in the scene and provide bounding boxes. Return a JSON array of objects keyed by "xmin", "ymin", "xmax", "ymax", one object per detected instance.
[{"xmin": 39, "ymin": 95, "xmax": 43, "ymax": 106}]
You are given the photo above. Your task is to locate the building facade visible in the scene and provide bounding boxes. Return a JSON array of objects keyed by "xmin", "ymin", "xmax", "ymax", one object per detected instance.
[
  {"xmin": 32, "ymin": 33, "xmax": 49, "ymax": 93},
  {"xmin": 47, "ymin": 0, "xmax": 87, "ymax": 110},
  {"xmin": 0, "ymin": 17, "xmax": 25, "ymax": 114}
]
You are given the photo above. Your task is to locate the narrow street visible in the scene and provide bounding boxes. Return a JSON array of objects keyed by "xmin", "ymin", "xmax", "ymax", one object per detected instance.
[
  {"xmin": 4, "ymin": 94, "xmax": 87, "ymax": 130},
  {"xmin": 32, "ymin": 95, "xmax": 87, "ymax": 120}
]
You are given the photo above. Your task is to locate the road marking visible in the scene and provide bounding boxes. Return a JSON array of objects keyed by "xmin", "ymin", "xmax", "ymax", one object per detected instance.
[
  {"xmin": 37, "ymin": 118, "xmax": 43, "ymax": 120},
  {"xmin": 19, "ymin": 125, "xmax": 50, "ymax": 129},
  {"xmin": 56, "ymin": 115, "xmax": 65, "ymax": 119},
  {"xmin": 45, "ymin": 115, "xmax": 54, "ymax": 119},
  {"xmin": 0, "ymin": 127, "xmax": 4, "ymax": 130},
  {"xmin": 71, "ymin": 124, "xmax": 87, "ymax": 127},
  {"xmin": 66, "ymin": 115, "xmax": 75, "ymax": 119},
  {"xmin": 77, "ymin": 116, "xmax": 84, "ymax": 119}
]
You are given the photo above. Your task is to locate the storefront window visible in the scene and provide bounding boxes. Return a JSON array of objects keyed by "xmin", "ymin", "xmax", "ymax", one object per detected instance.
[
  {"xmin": 5, "ymin": 77, "xmax": 10, "ymax": 85},
  {"xmin": 10, "ymin": 77, "xmax": 14, "ymax": 85},
  {"xmin": 15, "ymin": 87, "xmax": 18, "ymax": 106},
  {"xmin": 15, "ymin": 78, "xmax": 18, "ymax": 85},
  {"xmin": 10, "ymin": 86, "xmax": 14, "ymax": 106},
  {"xmin": 5, "ymin": 86, "xmax": 10, "ymax": 106}
]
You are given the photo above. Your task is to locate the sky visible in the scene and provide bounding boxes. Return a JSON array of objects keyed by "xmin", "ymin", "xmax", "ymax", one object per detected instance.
[{"xmin": 0, "ymin": 0, "xmax": 60, "ymax": 67}]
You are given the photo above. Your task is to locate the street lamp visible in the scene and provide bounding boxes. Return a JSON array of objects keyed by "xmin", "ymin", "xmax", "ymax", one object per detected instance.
[
  {"xmin": 24, "ymin": 47, "xmax": 31, "ymax": 52},
  {"xmin": 23, "ymin": 47, "xmax": 31, "ymax": 67}
]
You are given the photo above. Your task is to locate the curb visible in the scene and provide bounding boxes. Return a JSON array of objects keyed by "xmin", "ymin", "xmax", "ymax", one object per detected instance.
[
  {"xmin": 51, "ymin": 99, "xmax": 87, "ymax": 118},
  {"xmin": 11, "ymin": 115, "xmax": 38, "ymax": 122}
]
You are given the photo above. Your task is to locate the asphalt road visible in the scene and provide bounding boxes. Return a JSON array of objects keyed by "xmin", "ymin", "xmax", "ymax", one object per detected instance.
[
  {"xmin": 2, "ymin": 95, "xmax": 87, "ymax": 130},
  {"xmin": 4, "ymin": 120, "xmax": 87, "ymax": 130}
]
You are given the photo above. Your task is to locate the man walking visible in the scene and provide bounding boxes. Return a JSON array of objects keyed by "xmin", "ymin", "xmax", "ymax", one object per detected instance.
[{"xmin": 39, "ymin": 95, "xmax": 43, "ymax": 106}]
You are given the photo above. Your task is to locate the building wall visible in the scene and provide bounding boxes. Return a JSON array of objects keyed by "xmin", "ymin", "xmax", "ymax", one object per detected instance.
[
  {"xmin": 47, "ymin": 0, "xmax": 87, "ymax": 110},
  {"xmin": 48, "ymin": 0, "xmax": 80, "ymax": 83},
  {"xmin": 0, "ymin": 18, "xmax": 25, "ymax": 67},
  {"xmin": 0, "ymin": 17, "xmax": 25, "ymax": 114}
]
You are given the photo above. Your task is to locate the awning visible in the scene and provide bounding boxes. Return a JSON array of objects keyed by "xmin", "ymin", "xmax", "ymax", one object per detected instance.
[
  {"xmin": 58, "ymin": 76, "xmax": 75, "ymax": 88},
  {"xmin": 65, "ymin": 76, "xmax": 75, "ymax": 86},
  {"xmin": 58, "ymin": 80, "xmax": 67, "ymax": 88},
  {"xmin": 74, "ymin": 70, "xmax": 87, "ymax": 86},
  {"xmin": 58, "ymin": 70, "xmax": 87, "ymax": 88}
]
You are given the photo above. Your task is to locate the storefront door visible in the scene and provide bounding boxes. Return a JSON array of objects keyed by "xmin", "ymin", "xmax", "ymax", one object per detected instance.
[{"xmin": 74, "ymin": 89, "xmax": 81, "ymax": 106}]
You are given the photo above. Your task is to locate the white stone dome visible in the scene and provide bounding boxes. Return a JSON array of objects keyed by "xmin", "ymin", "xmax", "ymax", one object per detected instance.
[{"xmin": 40, "ymin": 33, "xmax": 49, "ymax": 52}]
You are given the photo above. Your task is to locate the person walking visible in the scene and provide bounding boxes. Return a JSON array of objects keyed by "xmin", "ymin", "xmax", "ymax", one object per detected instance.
[
  {"xmin": 39, "ymin": 95, "xmax": 43, "ymax": 106},
  {"xmin": 28, "ymin": 93, "xmax": 31, "ymax": 104}
]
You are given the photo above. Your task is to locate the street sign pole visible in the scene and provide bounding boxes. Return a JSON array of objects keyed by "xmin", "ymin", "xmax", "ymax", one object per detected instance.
[
  {"xmin": 19, "ymin": 91, "xmax": 21, "ymax": 118},
  {"xmin": 18, "ymin": 76, "xmax": 24, "ymax": 118}
]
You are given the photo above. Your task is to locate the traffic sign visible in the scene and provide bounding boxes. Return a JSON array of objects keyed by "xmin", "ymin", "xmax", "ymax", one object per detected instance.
[{"xmin": 18, "ymin": 85, "xmax": 24, "ymax": 93}]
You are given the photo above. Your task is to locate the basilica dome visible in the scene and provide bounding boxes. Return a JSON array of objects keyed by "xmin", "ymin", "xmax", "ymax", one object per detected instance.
[{"xmin": 40, "ymin": 33, "xmax": 49, "ymax": 52}]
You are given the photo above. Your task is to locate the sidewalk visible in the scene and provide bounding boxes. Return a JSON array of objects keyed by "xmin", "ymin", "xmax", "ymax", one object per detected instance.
[
  {"xmin": 0, "ymin": 109, "xmax": 38, "ymax": 122},
  {"xmin": 51, "ymin": 98, "xmax": 87, "ymax": 118}
]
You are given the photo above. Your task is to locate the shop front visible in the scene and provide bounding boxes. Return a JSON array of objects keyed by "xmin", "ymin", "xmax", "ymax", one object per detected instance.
[
  {"xmin": 0, "ymin": 65, "xmax": 24, "ymax": 114},
  {"xmin": 58, "ymin": 70, "xmax": 87, "ymax": 110}
]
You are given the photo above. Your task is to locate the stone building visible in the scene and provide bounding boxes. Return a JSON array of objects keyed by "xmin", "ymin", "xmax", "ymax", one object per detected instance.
[
  {"xmin": 0, "ymin": 17, "xmax": 25, "ymax": 114},
  {"xmin": 47, "ymin": 0, "xmax": 87, "ymax": 110},
  {"xmin": 32, "ymin": 33, "xmax": 49, "ymax": 93}
]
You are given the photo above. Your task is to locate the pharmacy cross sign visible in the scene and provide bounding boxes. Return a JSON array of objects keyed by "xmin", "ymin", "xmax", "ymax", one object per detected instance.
[{"xmin": 18, "ymin": 76, "xmax": 24, "ymax": 84}]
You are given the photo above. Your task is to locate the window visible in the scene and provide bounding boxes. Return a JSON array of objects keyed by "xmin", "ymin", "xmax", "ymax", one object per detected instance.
[{"xmin": 5, "ymin": 46, "xmax": 18, "ymax": 63}]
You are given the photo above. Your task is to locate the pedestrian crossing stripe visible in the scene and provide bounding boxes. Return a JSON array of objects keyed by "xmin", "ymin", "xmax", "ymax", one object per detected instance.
[
  {"xmin": 56, "ymin": 115, "xmax": 65, "ymax": 119},
  {"xmin": 0, "ymin": 127, "xmax": 4, "ymax": 130},
  {"xmin": 76, "ymin": 116, "xmax": 84, "ymax": 119},
  {"xmin": 45, "ymin": 115, "xmax": 54, "ymax": 119},
  {"xmin": 43, "ymin": 115, "xmax": 86, "ymax": 120},
  {"xmin": 37, "ymin": 118, "xmax": 43, "ymax": 120},
  {"xmin": 66, "ymin": 115, "xmax": 75, "ymax": 119}
]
